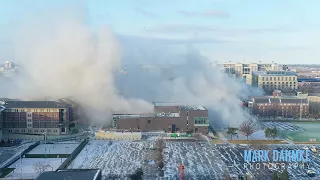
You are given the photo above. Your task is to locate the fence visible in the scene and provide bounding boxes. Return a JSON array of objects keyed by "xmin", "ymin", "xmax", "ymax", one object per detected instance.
[
  {"xmin": 57, "ymin": 139, "xmax": 88, "ymax": 169},
  {"xmin": 0, "ymin": 141, "xmax": 39, "ymax": 177}
]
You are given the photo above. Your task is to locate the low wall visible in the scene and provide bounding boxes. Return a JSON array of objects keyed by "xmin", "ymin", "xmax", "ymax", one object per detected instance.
[
  {"xmin": 95, "ymin": 131, "xmax": 141, "ymax": 140},
  {"xmin": 57, "ymin": 139, "xmax": 88, "ymax": 169}
]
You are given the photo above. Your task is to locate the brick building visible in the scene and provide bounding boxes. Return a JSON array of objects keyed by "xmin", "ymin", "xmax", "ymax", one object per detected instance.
[
  {"xmin": 250, "ymin": 97, "xmax": 309, "ymax": 119},
  {"xmin": 113, "ymin": 102, "xmax": 209, "ymax": 134},
  {"xmin": 0, "ymin": 101, "xmax": 72, "ymax": 135}
]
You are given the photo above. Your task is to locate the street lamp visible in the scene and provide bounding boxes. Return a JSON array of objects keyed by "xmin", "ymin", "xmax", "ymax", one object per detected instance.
[{"xmin": 43, "ymin": 132, "xmax": 47, "ymax": 158}]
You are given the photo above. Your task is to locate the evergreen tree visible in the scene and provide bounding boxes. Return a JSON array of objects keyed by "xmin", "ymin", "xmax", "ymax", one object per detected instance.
[
  {"xmin": 280, "ymin": 169, "xmax": 289, "ymax": 180},
  {"xmin": 272, "ymin": 171, "xmax": 279, "ymax": 180}
]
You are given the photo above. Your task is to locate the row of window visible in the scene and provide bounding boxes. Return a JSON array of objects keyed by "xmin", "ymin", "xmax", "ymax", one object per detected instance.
[
  {"xmin": 257, "ymin": 103, "xmax": 308, "ymax": 106},
  {"xmin": 7, "ymin": 129, "xmax": 59, "ymax": 133},
  {"xmin": 263, "ymin": 81, "xmax": 296, "ymax": 85},
  {"xmin": 6, "ymin": 109, "xmax": 61, "ymax": 112},
  {"xmin": 262, "ymin": 76, "xmax": 296, "ymax": 81}
]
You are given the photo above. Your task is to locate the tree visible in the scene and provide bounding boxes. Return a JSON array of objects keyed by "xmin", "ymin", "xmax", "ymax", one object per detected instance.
[
  {"xmin": 239, "ymin": 119, "xmax": 257, "ymax": 140},
  {"xmin": 270, "ymin": 127, "xmax": 278, "ymax": 140},
  {"xmin": 279, "ymin": 169, "xmax": 289, "ymax": 180},
  {"xmin": 226, "ymin": 128, "xmax": 237, "ymax": 140},
  {"xmin": 130, "ymin": 168, "xmax": 143, "ymax": 180},
  {"xmin": 264, "ymin": 128, "xmax": 272, "ymax": 140},
  {"xmin": 155, "ymin": 138, "xmax": 165, "ymax": 170},
  {"xmin": 33, "ymin": 162, "xmax": 52, "ymax": 174},
  {"xmin": 272, "ymin": 171, "xmax": 279, "ymax": 180}
]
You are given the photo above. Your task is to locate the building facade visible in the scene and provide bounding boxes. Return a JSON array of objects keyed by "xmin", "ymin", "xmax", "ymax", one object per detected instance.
[
  {"xmin": 113, "ymin": 103, "xmax": 209, "ymax": 134},
  {"xmin": 252, "ymin": 71, "xmax": 298, "ymax": 92},
  {"xmin": 250, "ymin": 97, "xmax": 309, "ymax": 118},
  {"xmin": 0, "ymin": 101, "xmax": 71, "ymax": 135},
  {"xmin": 220, "ymin": 62, "xmax": 279, "ymax": 85}
]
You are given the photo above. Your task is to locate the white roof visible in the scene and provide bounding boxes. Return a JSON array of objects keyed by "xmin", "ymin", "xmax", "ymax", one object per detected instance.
[{"xmin": 154, "ymin": 102, "xmax": 206, "ymax": 111}]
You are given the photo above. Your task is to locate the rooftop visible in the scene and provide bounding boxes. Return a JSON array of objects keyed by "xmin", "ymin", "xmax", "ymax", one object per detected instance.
[
  {"xmin": 113, "ymin": 112, "xmax": 180, "ymax": 119},
  {"xmin": 3, "ymin": 101, "xmax": 70, "ymax": 109},
  {"xmin": 36, "ymin": 169, "xmax": 101, "ymax": 180},
  {"xmin": 251, "ymin": 97, "xmax": 308, "ymax": 104},
  {"xmin": 153, "ymin": 102, "xmax": 206, "ymax": 111},
  {"xmin": 253, "ymin": 71, "xmax": 297, "ymax": 76}
]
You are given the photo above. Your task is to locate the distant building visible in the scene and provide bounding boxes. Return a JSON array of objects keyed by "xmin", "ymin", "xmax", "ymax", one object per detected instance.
[
  {"xmin": 282, "ymin": 65, "xmax": 289, "ymax": 71},
  {"xmin": 220, "ymin": 62, "xmax": 279, "ymax": 85},
  {"xmin": 250, "ymin": 96, "xmax": 309, "ymax": 118},
  {"xmin": 36, "ymin": 169, "xmax": 102, "ymax": 180},
  {"xmin": 4, "ymin": 61, "xmax": 15, "ymax": 70},
  {"xmin": 113, "ymin": 102, "xmax": 209, "ymax": 134},
  {"xmin": 0, "ymin": 101, "xmax": 72, "ymax": 135},
  {"xmin": 252, "ymin": 71, "xmax": 298, "ymax": 92}
]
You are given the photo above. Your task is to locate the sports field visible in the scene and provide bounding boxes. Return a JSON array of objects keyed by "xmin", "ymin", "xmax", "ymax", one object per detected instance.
[{"xmin": 280, "ymin": 122, "xmax": 320, "ymax": 142}]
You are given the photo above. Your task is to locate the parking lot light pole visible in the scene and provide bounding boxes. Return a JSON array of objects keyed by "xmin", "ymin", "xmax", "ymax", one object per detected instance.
[{"xmin": 43, "ymin": 132, "xmax": 47, "ymax": 157}]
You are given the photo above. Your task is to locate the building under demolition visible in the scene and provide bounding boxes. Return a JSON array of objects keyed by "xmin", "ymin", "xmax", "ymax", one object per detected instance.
[{"xmin": 113, "ymin": 102, "xmax": 209, "ymax": 134}]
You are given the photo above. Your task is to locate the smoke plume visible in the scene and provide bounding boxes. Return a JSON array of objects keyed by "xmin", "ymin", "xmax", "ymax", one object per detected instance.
[
  {"xmin": 0, "ymin": 3, "xmax": 263, "ymax": 127},
  {"xmin": 0, "ymin": 4, "xmax": 154, "ymax": 123}
]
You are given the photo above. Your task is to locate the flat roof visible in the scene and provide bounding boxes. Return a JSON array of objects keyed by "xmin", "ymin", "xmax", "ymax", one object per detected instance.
[
  {"xmin": 153, "ymin": 102, "xmax": 206, "ymax": 111},
  {"xmin": 253, "ymin": 71, "xmax": 297, "ymax": 76},
  {"xmin": 3, "ymin": 101, "xmax": 70, "ymax": 108},
  {"xmin": 113, "ymin": 112, "xmax": 180, "ymax": 119},
  {"xmin": 252, "ymin": 97, "xmax": 308, "ymax": 104},
  {"xmin": 36, "ymin": 169, "xmax": 101, "ymax": 180}
]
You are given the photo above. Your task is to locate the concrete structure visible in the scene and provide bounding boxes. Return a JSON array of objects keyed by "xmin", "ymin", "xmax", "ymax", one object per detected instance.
[
  {"xmin": 252, "ymin": 71, "xmax": 298, "ymax": 92},
  {"xmin": 250, "ymin": 96, "xmax": 309, "ymax": 118},
  {"xmin": 220, "ymin": 62, "xmax": 279, "ymax": 85},
  {"xmin": 0, "ymin": 101, "xmax": 72, "ymax": 136},
  {"xmin": 95, "ymin": 130, "xmax": 141, "ymax": 140},
  {"xmin": 36, "ymin": 169, "xmax": 102, "ymax": 180},
  {"xmin": 297, "ymin": 77, "xmax": 320, "ymax": 88},
  {"xmin": 113, "ymin": 102, "xmax": 209, "ymax": 134}
]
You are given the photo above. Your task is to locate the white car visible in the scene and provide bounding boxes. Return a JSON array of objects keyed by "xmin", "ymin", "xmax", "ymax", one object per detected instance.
[{"xmin": 302, "ymin": 146, "xmax": 309, "ymax": 150}]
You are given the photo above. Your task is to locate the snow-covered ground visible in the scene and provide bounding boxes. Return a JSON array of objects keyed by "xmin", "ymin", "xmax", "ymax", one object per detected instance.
[
  {"xmin": 6, "ymin": 158, "xmax": 66, "ymax": 179},
  {"xmin": 69, "ymin": 140, "xmax": 149, "ymax": 179},
  {"xmin": 0, "ymin": 142, "xmax": 36, "ymax": 168},
  {"xmin": 262, "ymin": 122, "xmax": 305, "ymax": 131},
  {"xmin": 27, "ymin": 143, "xmax": 80, "ymax": 154},
  {"xmin": 164, "ymin": 142, "xmax": 320, "ymax": 180},
  {"xmin": 164, "ymin": 142, "xmax": 229, "ymax": 179}
]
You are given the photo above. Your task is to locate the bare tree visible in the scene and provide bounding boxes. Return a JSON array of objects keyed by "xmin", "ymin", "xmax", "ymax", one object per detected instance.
[
  {"xmin": 155, "ymin": 138, "xmax": 165, "ymax": 169},
  {"xmin": 33, "ymin": 162, "xmax": 52, "ymax": 174},
  {"xmin": 239, "ymin": 119, "xmax": 257, "ymax": 140}
]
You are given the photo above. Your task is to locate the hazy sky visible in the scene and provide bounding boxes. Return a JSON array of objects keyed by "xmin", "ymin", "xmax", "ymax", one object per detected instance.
[{"xmin": 0, "ymin": 0, "xmax": 319, "ymax": 64}]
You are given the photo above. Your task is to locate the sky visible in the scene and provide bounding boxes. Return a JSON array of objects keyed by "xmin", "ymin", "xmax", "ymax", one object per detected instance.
[{"xmin": 0, "ymin": 0, "xmax": 320, "ymax": 64}]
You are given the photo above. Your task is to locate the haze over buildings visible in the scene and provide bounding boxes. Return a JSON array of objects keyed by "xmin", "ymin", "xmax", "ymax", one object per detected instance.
[{"xmin": 0, "ymin": 2, "xmax": 265, "ymax": 128}]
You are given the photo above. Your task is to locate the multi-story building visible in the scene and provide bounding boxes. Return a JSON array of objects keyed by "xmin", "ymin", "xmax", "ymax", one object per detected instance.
[
  {"xmin": 0, "ymin": 101, "xmax": 71, "ymax": 135},
  {"xmin": 113, "ymin": 102, "xmax": 209, "ymax": 134},
  {"xmin": 250, "ymin": 96, "xmax": 309, "ymax": 118},
  {"xmin": 220, "ymin": 62, "xmax": 279, "ymax": 85},
  {"xmin": 252, "ymin": 71, "xmax": 298, "ymax": 92},
  {"xmin": 0, "ymin": 105, "xmax": 5, "ymax": 139}
]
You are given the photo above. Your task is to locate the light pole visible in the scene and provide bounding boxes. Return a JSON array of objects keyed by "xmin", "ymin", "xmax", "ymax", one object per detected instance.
[
  {"xmin": 43, "ymin": 132, "xmax": 47, "ymax": 158},
  {"xmin": 300, "ymin": 98, "xmax": 303, "ymax": 121}
]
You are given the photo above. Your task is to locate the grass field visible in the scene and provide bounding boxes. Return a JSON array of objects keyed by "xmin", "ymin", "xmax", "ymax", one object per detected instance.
[{"xmin": 280, "ymin": 122, "xmax": 320, "ymax": 142}]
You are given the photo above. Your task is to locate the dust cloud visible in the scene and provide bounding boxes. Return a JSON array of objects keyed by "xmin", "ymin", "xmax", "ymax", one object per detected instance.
[
  {"xmin": 0, "ymin": 4, "xmax": 154, "ymax": 123},
  {"xmin": 0, "ymin": 3, "xmax": 263, "ymax": 127}
]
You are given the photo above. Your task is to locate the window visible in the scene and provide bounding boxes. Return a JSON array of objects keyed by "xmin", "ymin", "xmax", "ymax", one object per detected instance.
[
  {"xmin": 148, "ymin": 120, "xmax": 151, "ymax": 123},
  {"xmin": 194, "ymin": 117, "xmax": 209, "ymax": 124}
]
